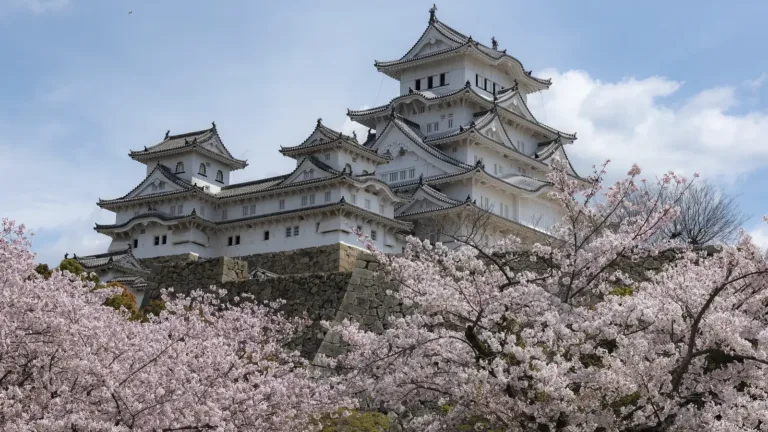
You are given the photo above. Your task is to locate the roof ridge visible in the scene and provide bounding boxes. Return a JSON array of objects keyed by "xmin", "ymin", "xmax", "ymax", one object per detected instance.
[
  {"xmin": 165, "ymin": 126, "xmax": 214, "ymax": 141},
  {"xmin": 220, "ymin": 173, "xmax": 291, "ymax": 190}
]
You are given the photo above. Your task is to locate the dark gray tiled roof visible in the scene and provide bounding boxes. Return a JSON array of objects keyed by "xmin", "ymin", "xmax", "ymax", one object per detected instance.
[
  {"xmin": 417, "ymin": 184, "xmax": 463, "ymax": 206},
  {"xmin": 75, "ymin": 248, "xmax": 151, "ymax": 275},
  {"xmin": 374, "ymin": 115, "xmax": 474, "ymax": 170},
  {"xmin": 129, "ymin": 124, "xmax": 247, "ymax": 168},
  {"xmin": 99, "ymin": 163, "xmax": 194, "ymax": 205}
]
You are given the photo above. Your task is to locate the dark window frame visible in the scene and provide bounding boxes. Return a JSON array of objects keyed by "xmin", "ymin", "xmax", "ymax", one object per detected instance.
[
  {"xmin": 264, "ymin": 230, "xmax": 270, "ymax": 241},
  {"xmin": 175, "ymin": 162, "xmax": 185, "ymax": 173},
  {"xmin": 198, "ymin": 163, "xmax": 207, "ymax": 176},
  {"xmin": 427, "ymin": 76, "xmax": 433, "ymax": 89},
  {"xmin": 161, "ymin": 235, "xmax": 167, "ymax": 245},
  {"xmin": 440, "ymin": 73, "xmax": 446, "ymax": 86},
  {"xmin": 414, "ymin": 78, "xmax": 421, "ymax": 91},
  {"xmin": 215, "ymin": 170, "xmax": 224, "ymax": 183}
]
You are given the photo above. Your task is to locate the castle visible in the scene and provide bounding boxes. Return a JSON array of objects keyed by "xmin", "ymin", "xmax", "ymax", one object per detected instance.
[{"xmin": 74, "ymin": 5, "xmax": 581, "ymax": 302}]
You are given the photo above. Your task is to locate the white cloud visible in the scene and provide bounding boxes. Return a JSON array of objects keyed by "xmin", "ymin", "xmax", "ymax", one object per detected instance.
[
  {"xmin": 745, "ymin": 72, "xmax": 768, "ymax": 90},
  {"xmin": 1, "ymin": 0, "xmax": 69, "ymax": 14},
  {"xmin": 339, "ymin": 106, "xmax": 371, "ymax": 143},
  {"xmin": 747, "ymin": 223, "xmax": 768, "ymax": 250},
  {"xmin": 527, "ymin": 69, "xmax": 768, "ymax": 182}
]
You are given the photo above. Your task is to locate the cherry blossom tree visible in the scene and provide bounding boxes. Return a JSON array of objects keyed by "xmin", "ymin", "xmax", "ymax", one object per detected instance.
[
  {"xmin": 329, "ymin": 160, "xmax": 768, "ymax": 431},
  {"xmin": 0, "ymin": 219, "xmax": 350, "ymax": 431}
]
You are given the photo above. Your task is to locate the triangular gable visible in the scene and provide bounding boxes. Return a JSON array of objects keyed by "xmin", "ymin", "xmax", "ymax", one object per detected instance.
[
  {"xmin": 395, "ymin": 186, "xmax": 460, "ymax": 216},
  {"xmin": 200, "ymin": 133, "xmax": 233, "ymax": 159},
  {"xmin": 476, "ymin": 114, "xmax": 516, "ymax": 150},
  {"xmin": 402, "ymin": 25, "xmax": 464, "ymax": 61},
  {"xmin": 372, "ymin": 120, "xmax": 467, "ymax": 174},
  {"xmin": 126, "ymin": 165, "xmax": 190, "ymax": 199},
  {"xmin": 280, "ymin": 157, "xmax": 338, "ymax": 185},
  {"xmin": 503, "ymin": 93, "xmax": 537, "ymax": 122}
]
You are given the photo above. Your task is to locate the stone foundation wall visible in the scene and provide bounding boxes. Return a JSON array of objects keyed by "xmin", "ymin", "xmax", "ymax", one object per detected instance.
[
  {"xmin": 140, "ymin": 253, "xmax": 200, "ymax": 271},
  {"xmin": 142, "ymin": 256, "xmax": 247, "ymax": 305},
  {"xmin": 142, "ymin": 254, "xmax": 353, "ymax": 358},
  {"xmin": 241, "ymin": 243, "xmax": 365, "ymax": 275},
  {"xmin": 316, "ymin": 254, "xmax": 408, "ymax": 358}
]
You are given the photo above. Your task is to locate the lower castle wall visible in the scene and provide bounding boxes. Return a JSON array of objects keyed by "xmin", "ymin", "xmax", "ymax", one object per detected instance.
[{"xmin": 240, "ymin": 243, "xmax": 366, "ymax": 275}]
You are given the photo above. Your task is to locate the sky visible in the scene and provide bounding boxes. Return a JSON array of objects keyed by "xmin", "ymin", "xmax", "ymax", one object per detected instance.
[{"xmin": 2, "ymin": 0, "xmax": 768, "ymax": 266}]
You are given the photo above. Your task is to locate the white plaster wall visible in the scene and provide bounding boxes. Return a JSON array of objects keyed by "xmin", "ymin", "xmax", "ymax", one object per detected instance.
[
  {"xmin": 311, "ymin": 149, "xmax": 378, "ymax": 175},
  {"xmin": 376, "ymin": 150, "xmax": 447, "ymax": 184},
  {"xmin": 399, "ymin": 57, "xmax": 465, "ymax": 95},
  {"xmin": 145, "ymin": 154, "xmax": 194, "ymax": 179},
  {"xmin": 518, "ymin": 197, "xmax": 563, "ymax": 233},
  {"xmin": 465, "ymin": 57, "xmax": 517, "ymax": 96},
  {"xmin": 191, "ymin": 154, "xmax": 231, "ymax": 192},
  {"xmin": 107, "ymin": 224, "xmax": 212, "ymax": 259},
  {"xmin": 472, "ymin": 183, "xmax": 521, "ymax": 221},
  {"xmin": 400, "ymin": 105, "xmax": 475, "ymax": 138}
]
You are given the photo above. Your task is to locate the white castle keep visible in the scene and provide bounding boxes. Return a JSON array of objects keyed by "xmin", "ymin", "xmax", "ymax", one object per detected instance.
[{"xmin": 74, "ymin": 5, "xmax": 581, "ymax": 295}]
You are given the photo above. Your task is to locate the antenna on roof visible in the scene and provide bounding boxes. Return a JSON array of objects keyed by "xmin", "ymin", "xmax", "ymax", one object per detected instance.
[
  {"xmin": 428, "ymin": 4, "xmax": 437, "ymax": 23},
  {"xmin": 491, "ymin": 36, "xmax": 498, "ymax": 50},
  {"xmin": 164, "ymin": 130, "xmax": 170, "ymax": 139}
]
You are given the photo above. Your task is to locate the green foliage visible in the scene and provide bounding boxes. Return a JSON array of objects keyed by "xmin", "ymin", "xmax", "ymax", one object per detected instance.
[
  {"xmin": 97, "ymin": 282, "xmax": 141, "ymax": 321},
  {"xmin": 58, "ymin": 258, "xmax": 84, "ymax": 276},
  {"xmin": 317, "ymin": 409, "xmax": 390, "ymax": 432},
  {"xmin": 138, "ymin": 299, "xmax": 167, "ymax": 322},
  {"xmin": 34, "ymin": 263, "xmax": 52, "ymax": 279},
  {"xmin": 609, "ymin": 391, "xmax": 641, "ymax": 416},
  {"xmin": 57, "ymin": 259, "xmax": 100, "ymax": 284},
  {"xmin": 455, "ymin": 415, "xmax": 504, "ymax": 432},
  {"xmin": 608, "ymin": 286, "xmax": 634, "ymax": 297}
]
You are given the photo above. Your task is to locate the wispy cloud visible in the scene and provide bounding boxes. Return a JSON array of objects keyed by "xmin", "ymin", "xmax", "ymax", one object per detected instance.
[{"xmin": 744, "ymin": 72, "xmax": 768, "ymax": 90}]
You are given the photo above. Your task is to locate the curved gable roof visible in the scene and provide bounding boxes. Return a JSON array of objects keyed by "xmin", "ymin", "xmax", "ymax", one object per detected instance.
[{"xmin": 129, "ymin": 123, "xmax": 247, "ymax": 169}]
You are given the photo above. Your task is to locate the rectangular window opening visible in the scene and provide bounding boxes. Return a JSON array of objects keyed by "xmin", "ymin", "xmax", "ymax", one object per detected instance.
[
  {"xmin": 325, "ymin": 191, "xmax": 331, "ymax": 202},
  {"xmin": 371, "ymin": 230, "xmax": 378, "ymax": 241},
  {"xmin": 293, "ymin": 226, "xmax": 299, "ymax": 236},
  {"xmin": 415, "ymin": 78, "xmax": 421, "ymax": 91},
  {"xmin": 279, "ymin": 199, "xmax": 285, "ymax": 210},
  {"xmin": 235, "ymin": 235, "xmax": 240, "ymax": 245},
  {"xmin": 162, "ymin": 235, "xmax": 167, "ymax": 245},
  {"xmin": 427, "ymin": 76, "xmax": 433, "ymax": 89},
  {"xmin": 440, "ymin": 73, "xmax": 446, "ymax": 86},
  {"xmin": 154, "ymin": 236, "xmax": 160, "ymax": 246},
  {"xmin": 228, "ymin": 236, "xmax": 233, "ymax": 246},
  {"xmin": 264, "ymin": 230, "xmax": 270, "ymax": 241},
  {"xmin": 133, "ymin": 239, "xmax": 138, "ymax": 248},
  {"xmin": 285, "ymin": 227, "xmax": 292, "ymax": 237}
]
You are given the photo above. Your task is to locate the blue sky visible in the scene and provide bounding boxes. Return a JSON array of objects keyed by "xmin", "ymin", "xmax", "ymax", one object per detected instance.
[{"xmin": 2, "ymin": 0, "xmax": 768, "ymax": 265}]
